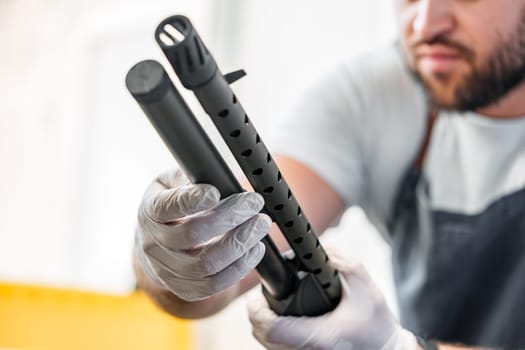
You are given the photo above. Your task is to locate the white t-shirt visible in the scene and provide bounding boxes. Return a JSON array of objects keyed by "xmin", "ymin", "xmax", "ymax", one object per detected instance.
[{"xmin": 268, "ymin": 44, "xmax": 525, "ymax": 238}]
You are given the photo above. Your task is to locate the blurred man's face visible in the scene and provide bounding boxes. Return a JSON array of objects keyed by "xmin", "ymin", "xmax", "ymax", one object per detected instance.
[{"xmin": 399, "ymin": 0, "xmax": 525, "ymax": 111}]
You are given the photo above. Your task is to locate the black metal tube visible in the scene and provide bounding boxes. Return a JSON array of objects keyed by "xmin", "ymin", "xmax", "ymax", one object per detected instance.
[
  {"xmin": 155, "ymin": 15, "xmax": 342, "ymax": 305},
  {"xmin": 125, "ymin": 59, "xmax": 296, "ymax": 300}
]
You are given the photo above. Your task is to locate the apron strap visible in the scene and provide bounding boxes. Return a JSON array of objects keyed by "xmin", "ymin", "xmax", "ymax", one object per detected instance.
[{"xmin": 415, "ymin": 109, "xmax": 439, "ymax": 169}]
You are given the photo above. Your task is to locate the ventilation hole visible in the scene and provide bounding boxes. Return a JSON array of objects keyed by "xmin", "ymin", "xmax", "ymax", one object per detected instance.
[
  {"xmin": 218, "ymin": 109, "xmax": 229, "ymax": 118},
  {"xmin": 297, "ymin": 207, "xmax": 301, "ymax": 216},
  {"xmin": 252, "ymin": 168, "xmax": 263, "ymax": 176},
  {"xmin": 293, "ymin": 237, "xmax": 303, "ymax": 244},
  {"xmin": 325, "ymin": 254, "xmax": 329, "ymax": 262},
  {"xmin": 287, "ymin": 189, "xmax": 292, "ymax": 199},
  {"xmin": 313, "ymin": 268, "xmax": 322, "ymax": 275},
  {"xmin": 306, "ymin": 223, "xmax": 311, "ymax": 232},
  {"xmin": 284, "ymin": 221, "xmax": 294, "ymax": 228},
  {"xmin": 256, "ymin": 134, "xmax": 261, "ymax": 144},
  {"xmin": 322, "ymin": 283, "xmax": 331, "ymax": 289},
  {"xmin": 266, "ymin": 154, "xmax": 272, "ymax": 163},
  {"xmin": 334, "ymin": 269, "xmax": 338, "ymax": 277},
  {"xmin": 233, "ymin": 94, "xmax": 237, "ymax": 104},
  {"xmin": 230, "ymin": 129, "xmax": 241, "ymax": 138},
  {"xmin": 163, "ymin": 23, "xmax": 185, "ymax": 42},
  {"xmin": 274, "ymin": 204, "xmax": 284, "ymax": 211},
  {"xmin": 277, "ymin": 172, "xmax": 282, "ymax": 182},
  {"xmin": 159, "ymin": 32, "xmax": 175, "ymax": 46},
  {"xmin": 241, "ymin": 149, "xmax": 252, "ymax": 157},
  {"xmin": 303, "ymin": 253, "xmax": 313, "ymax": 260},
  {"xmin": 316, "ymin": 240, "xmax": 320, "ymax": 247},
  {"xmin": 263, "ymin": 186, "xmax": 274, "ymax": 193},
  {"xmin": 244, "ymin": 114, "xmax": 249, "ymax": 124}
]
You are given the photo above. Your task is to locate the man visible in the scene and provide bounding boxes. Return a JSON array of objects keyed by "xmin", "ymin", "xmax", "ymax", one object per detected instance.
[{"xmin": 134, "ymin": 0, "xmax": 525, "ymax": 349}]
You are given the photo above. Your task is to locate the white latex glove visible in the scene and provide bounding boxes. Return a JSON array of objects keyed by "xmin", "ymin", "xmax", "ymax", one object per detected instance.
[
  {"xmin": 135, "ymin": 168, "xmax": 271, "ymax": 302},
  {"xmin": 247, "ymin": 249, "xmax": 417, "ymax": 350}
]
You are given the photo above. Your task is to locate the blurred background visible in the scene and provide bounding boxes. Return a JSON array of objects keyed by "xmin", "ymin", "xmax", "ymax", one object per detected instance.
[{"xmin": 0, "ymin": 0, "xmax": 398, "ymax": 348}]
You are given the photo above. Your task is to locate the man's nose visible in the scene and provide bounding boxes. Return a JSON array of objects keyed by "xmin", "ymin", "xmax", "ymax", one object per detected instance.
[{"xmin": 412, "ymin": 0, "xmax": 455, "ymax": 41}]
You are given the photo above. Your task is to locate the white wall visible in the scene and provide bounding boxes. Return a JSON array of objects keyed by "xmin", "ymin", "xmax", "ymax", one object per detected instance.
[
  {"xmin": 0, "ymin": 0, "xmax": 212, "ymax": 293},
  {"xmin": 0, "ymin": 1, "xmax": 399, "ymax": 348}
]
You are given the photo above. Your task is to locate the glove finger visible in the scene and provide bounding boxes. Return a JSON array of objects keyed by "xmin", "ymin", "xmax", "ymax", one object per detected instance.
[
  {"xmin": 324, "ymin": 246, "xmax": 370, "ymax": 282},
  {"xmin": 184, "ymin": 191, "xmax": 265, "ymax": 241},
  {"xmin": 155, "ymin": 168, "xmax": 190, "ymax": 189},
  {"xmin": 147, "ymin": 191, "xmax": 265, "ymax": 249},
  {"xmin": 141, "ymin": 214, "xmax": 271, "ymax": 278},
  {"xmin": 324, "ymin": 246, "xmax": 386, "ymax": 307},
  {"xmin": 151, "ymin": 242, "xmax": 265, "ymax": 302},
  {"xmin": 200, "ymin": 213, "xmax": 271, "ymax": 275},
  {"xmin": 142, "ymin": 182, "xmax": 221, "ymax": 223},
  {"xmin": 144, "ymin": 169, "xmax": 191, "ymax": 204},
  {"xmin": 334, "ymin": 257, "xmax": 374, "ymax": 286}
]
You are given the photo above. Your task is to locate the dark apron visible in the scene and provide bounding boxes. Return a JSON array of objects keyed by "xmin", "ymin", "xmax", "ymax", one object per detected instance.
[{"xmin": 387, "ymin": 112, "xmax": 525, "ymax": 349}]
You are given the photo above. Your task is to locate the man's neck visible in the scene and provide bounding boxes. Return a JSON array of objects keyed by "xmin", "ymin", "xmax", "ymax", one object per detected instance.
[{"xmin": 476, "ymin": 82, "xmax": 525, "ymax": 119}]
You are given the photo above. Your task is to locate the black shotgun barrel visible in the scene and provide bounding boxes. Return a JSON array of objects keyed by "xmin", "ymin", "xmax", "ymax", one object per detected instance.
[
  {"xmin": 126, "ymin": 14, "xmax": 342, "ymax": 316},
  {"xmin": 155, "ymin": 15, "xmax": 342, "ymax": 315},
  {"xmin": 126, "ymin": 60, "xmax": 296, "ymax": 300}
]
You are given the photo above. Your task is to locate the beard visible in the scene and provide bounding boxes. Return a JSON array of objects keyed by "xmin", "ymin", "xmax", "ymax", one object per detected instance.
[{"xmin": 409, "ymin": 10, "xmax": 525, "ymax": 112}]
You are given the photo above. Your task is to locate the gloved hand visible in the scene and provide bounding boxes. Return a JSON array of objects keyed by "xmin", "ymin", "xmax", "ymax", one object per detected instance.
[
  {"xmin": 135, "ymin": 168, "xmax": 271, "ymax": 302},
  {"xmin": 247, "ymin": 249, "xmax": 417, "ymax": 350}
]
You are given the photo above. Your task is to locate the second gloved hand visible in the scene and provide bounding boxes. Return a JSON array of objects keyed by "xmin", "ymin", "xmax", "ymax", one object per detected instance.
[
  {"xmin": 135, "ymin": 169, "xmax": 271, "ymax": 302},
  {"xmin": 248, "ymin": 249, "xmax": 417, "ymax": 350}
]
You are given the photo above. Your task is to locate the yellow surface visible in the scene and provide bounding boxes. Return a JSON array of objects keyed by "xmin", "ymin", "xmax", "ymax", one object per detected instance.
[{"xmin": 0, "ymin": 282, "xmax": 192, "ymax": 350}]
